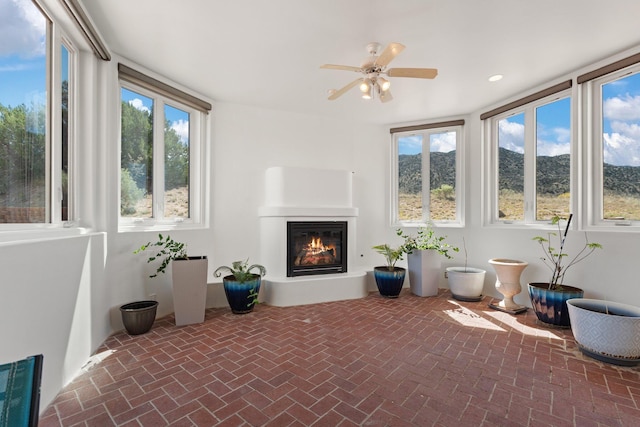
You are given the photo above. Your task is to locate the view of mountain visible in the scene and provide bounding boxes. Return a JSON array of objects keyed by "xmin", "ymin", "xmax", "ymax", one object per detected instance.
[{"xmin": 398, "ymin": 148, "xmax": 640, "ymax": 196}]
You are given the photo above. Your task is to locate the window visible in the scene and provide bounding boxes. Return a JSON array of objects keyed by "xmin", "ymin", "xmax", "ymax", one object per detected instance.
[
  {"xmin": 391, "ymin": 121, "xmax": 463, "ymax": 225},
  {"xmin": 485, "ymin": 85, "xmax": 572, "ymax": 224},
  {"xmin": 118, "ymin": 64, "xmax": 210, "ymax": 229},
  {"xmin": 0, "ymin": 0, "xmax": 76, "ymax": 225},
  {"xmin": 588, "ymin": 68, "xmax": 640, "ymax": 225}
]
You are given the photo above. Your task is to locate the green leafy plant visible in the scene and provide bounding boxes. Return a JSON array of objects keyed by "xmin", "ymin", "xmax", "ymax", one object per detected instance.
[
  {"xmin": 214, "ymin": 260, "xmax": 266, "ymax": 308},
  {"xmin": 134, "ymin": 234, "xmax": 187, "ymax": 277},
  {"xmin": 396, "ymin": 224, "xmax": 459, "ymax": 259},
  {"xmin": 214, "ymin": 259, "xmax": 266, "ymax": 283},
  {"xmin": 372, "ymin": 244, "xmax": 406, "ymax": 270},
  {"xmin": 533, "ymin": 214, "xmax": 602, "ymax": 290}
]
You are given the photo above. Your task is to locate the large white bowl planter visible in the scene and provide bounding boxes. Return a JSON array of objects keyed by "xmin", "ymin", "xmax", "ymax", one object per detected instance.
[
  {"xmin": 446, "ymin": 267, "xmax": 485, "ymax": 301},
  {"xmin": 567, "ymin": 298, "xmax": 640, "ymax": 366}
]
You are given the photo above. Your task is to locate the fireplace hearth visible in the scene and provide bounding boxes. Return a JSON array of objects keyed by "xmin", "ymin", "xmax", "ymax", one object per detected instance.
[{"xmin": 287, "ymin": 221, "xmax": 347, "ymax": 277}]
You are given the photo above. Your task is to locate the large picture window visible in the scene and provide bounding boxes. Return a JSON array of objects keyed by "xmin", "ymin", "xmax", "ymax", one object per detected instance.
[
  {"xmin": 485, "ymin": 87, "xmax": 572, "ymax": 224},
  {"xmin": 0, "ymin": 0, "xmax": 75, "ymax": 225},
  {"xmin": 118, "ymin": 65, "xmax": 210, "ymax": 229},
  {"xmin": 391, "ymin": 121, "xmax": 463, "ymax": 225},
  {"xmin": 589, "ymin": 69, "xmax": 640, "ymax": 225}
]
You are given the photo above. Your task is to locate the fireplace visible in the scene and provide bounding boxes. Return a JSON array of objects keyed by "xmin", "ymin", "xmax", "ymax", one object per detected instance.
[{"xmin": 287, "ymin": 221, "xmax": 347, "ymax": 277}]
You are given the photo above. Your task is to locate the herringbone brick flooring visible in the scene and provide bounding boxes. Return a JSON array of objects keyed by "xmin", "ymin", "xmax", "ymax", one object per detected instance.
[{"xmin": 40, "ymin": 290, "xmax": 640, "ymax": 426}]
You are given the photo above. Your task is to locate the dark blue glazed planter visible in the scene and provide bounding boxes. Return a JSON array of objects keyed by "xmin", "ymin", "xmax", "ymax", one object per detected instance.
[
  {"xmin": 527, "ymin": 282, "xmax": 583, "ymax": 328},
  {"xmin": 223, "ymin": 275, "xmax": 261, "ymax": 314},
  {"xmin": 373, "ymin": 267, "xmax": 406, "ymax": 298}
]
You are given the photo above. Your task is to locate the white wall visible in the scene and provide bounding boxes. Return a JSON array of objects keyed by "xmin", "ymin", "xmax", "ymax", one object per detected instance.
[
  {"xmin": 0, "ymin": 233, "xmax": 108, "ymax": 410},
  {"xmin": 4, "ymin": 49, "xmax": 640, "ymax": 415}
]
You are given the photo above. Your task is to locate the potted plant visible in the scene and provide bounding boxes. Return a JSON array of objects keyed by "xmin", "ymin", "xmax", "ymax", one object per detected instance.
[
  {"xmin": 372, "ymin": 244, "xmax": 407, "ymax": 298},
  {"xmin": 446, "ymin": 238, "xmax": 486, "ymax": 301},
  {"xmin": 528, "ymin": 214, "xmax": 602, "ymax": 327},
  {"xmin": 397, "ymin": 225, "xmax": 459, "ymax": 297},
  {"xmin": 214, "ymin": 259, "xmax": 266, "ymax": 314},
  {"xmin": 135, "ymin": 234, "xmax": 208, "ymax": 326}
]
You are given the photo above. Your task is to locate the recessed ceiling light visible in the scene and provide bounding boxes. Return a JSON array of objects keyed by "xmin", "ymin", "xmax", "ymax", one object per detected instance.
[{"xmin": 488, "ymin": 74, "xmax": 503, "ymax": 82}]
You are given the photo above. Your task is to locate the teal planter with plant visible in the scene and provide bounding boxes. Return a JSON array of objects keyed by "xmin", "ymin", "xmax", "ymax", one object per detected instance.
[
  {"xmin": 372, "ymin": 243, "xmax": 406, "ymax": 298},
  {"xmin": 528, "ymin": 214, "xmax": 602, "ymax": 327},
  {"xmin": 214, "ymin": 260, "xmax": 266, "ymax": 314}
]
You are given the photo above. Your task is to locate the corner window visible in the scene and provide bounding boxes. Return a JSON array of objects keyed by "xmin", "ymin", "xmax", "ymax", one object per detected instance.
[
  {"xmin": 391, "ymin": 122, "xmax": 463, "ymax": 226},
  {"xmin": 0, "ymin": 0, "xmax": 75, "ymax": 225},
  {"xmin": 486, "ymin": 91, "xmax": 572, "ymax": 224},
  {"xmin": 118, "ymin": 65, "xmax": 210, "ymax": 229},
  {"xmin": 589, "ymin": 68, "xmax": 640, "ymax": 225}
]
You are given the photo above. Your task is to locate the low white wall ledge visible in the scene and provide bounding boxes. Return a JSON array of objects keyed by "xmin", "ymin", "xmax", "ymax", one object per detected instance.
[
  {"xmin": 263, "ymin": 271, "xmax": 368, "ymax": 307},
  {"xmin": 258, "ymin": 206, "xmax": 359, "ymax": 217}
]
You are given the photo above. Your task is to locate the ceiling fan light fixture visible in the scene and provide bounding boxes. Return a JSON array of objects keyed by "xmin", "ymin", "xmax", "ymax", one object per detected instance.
[
  {"xmin": 359, "ymin": 78, "xmax": 371, "ymax": 93},
  {"xmin": 362, "ymin": 85, "xmax": 373, "ymax": 100},
  {"xmin": 378, "ymin": 77, "xmax": 390, "ymax": 91}
]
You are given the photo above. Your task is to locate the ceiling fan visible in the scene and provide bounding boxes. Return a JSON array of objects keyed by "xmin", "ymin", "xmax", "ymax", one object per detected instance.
[{"xmin": 320, "ymin": 42, "xmax": 438, "ymax": 103}]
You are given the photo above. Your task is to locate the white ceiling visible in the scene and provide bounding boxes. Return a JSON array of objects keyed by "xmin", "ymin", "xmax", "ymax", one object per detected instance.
[{"xmin": 82, "ymin": 0, "xmax": 640, "ymax": 126}]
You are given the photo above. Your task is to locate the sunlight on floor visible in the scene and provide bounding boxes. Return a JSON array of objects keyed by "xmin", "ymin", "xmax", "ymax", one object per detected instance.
[
  {"xmin": 444, "ymin": 298, "xmax": 565, "ymax": 340},
  {"xmin": 80, "ymin": 349, "xmax": 116, "ymax": 373},
  {"xmin": 483, "ymin": 309, "xmax": 565, "ymax": 340},
  {"xmin": 444, "ymin": 299, "xmax": 506, "ymax": 331}
]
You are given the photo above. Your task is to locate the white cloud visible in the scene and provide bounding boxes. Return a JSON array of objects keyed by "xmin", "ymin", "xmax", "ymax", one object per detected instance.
[
  {"xmin": 498, "ymin": 119, "xmax": 524, "ymax": 153},
  {"xmin": 128, "ymin": 98, "xmax": 150, "ymax": 113},
  {"xmin": 604, "ymin": 131, "xmax": 640, "ymax": 166},
  {"xmin": 603, "ymin": 94, "xmax": 640, "ymax": 121},
  {"xmin": 536, "ymin": 126, "xmax": 571, "ymax": 157},
  {"xmin": 0, "ymin": 0, "xmax": 46, "ymax": 58},
  {"xmin": 430, "ymin": 131, "xmax": 456, "ymax": 153},
  {"xmin": 171, "ymin": 119, "xmax": 189, "ymax": 144}
]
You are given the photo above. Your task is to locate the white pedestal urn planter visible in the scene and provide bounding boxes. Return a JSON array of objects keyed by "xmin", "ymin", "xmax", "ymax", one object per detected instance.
[
  {"xmin": 446, "ymin": 267, "xmax": 486, "ymax": 301},
  {"xmin": 488, "ymin": 258, "xmax": 528, "ymax": 314},
  {"xmin": 567, "ymin": 298, "xmax": 640, "ymax": 366},
  {"xmin": 407, "ymin": 250, "xmax": 441, "ymax": 297},
  {"xmin": 171, "ymin": 256, "xmax": 208, "ymax": 326}
]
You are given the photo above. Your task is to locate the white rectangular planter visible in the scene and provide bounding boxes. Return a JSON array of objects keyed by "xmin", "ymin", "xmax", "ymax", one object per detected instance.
[
  {"xmin": 171, "ymin": 256, "xmax": 208, "ymax": 326},
  {"xmin": 407, "ymin": 250, "xmax": 441, "ymax": 297}
]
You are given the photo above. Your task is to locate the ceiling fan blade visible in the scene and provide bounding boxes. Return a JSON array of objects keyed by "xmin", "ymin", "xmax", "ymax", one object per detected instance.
[
  {"xmin": 387, "ymin": 67, "xmax": 438, "ymax": 79},
  {"xmin": 374, "ymin": 42, "xmax": 405, "ymax": 67},
  {"xmin": 328, "ymin": 78, "xmax": 362, "ymax": 100},
  {"xmin": 380, "ymin": 90, "xmax": 393, "ymax": 103},
  {"xmin": 320, "ymin": 64, "xmax": 362, "ymax": 72}
]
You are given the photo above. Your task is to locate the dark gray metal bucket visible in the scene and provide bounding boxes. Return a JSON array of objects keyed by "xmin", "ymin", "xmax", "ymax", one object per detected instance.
[{"xmin": 120, "ymin": 300, "xmax": 159, "ymax": 335}]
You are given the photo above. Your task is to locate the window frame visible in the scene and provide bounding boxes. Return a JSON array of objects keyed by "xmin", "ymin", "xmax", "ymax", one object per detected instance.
[
  {"xmin": 584, "ymin": 64, "xmax": 640, "ymax": 230},
  {"xmin": 117, "ymin": 77, "xmax": 208, "ymax": 232},
  {"xmin": 0, "ymin": 1, "xmax": 79, "ymax": 230},
  {"xmin": 484, "ymin": 88, "xmax": 573, "ymax": 227},
  {"xmin": 391, "ymin": 123, "xmax": 464, "ymax": 227}
]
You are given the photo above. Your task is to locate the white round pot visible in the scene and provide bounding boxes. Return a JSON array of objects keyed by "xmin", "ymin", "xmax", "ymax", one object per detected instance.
[
  {"xmin": 567, "ymin": 298, "xmax": 640, "ymax": 366},
  {"xmin": 446, "ymin": 267, "xmax": 486, "ymax": 301}
]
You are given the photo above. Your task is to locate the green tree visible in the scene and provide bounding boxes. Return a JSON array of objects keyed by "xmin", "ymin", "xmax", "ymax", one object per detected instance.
[{"xmin": 120, "ymin": 101, "xmax": 153, "ymax": 193}]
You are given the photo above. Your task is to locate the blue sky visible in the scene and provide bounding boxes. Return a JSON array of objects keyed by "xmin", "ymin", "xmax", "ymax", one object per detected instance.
[{"xmin": 2, "ymin": 0, "xmax": 639, "ymax": 165}]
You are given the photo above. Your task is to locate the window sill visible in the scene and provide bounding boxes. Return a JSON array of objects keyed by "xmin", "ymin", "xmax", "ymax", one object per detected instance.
[{"xmin": 0, "ymin": 226, "xmax": 96, "ymax": 246}]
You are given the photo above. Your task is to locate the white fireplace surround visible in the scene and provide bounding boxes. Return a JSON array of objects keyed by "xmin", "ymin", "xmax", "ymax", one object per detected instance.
[{"xmin": 259, "ymin": 166, "xmax": 367, "ymax": 306}]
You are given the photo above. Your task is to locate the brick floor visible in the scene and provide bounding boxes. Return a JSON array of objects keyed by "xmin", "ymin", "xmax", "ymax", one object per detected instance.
[{"xmin": 40, "ymin": 290, "xmax": 640, "ymax": 426}]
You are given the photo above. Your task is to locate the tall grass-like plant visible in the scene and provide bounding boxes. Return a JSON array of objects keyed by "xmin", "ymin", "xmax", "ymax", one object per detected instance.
[{"xmin": 533, "ymin": 214, "xmax": 602, "ymax": 290}]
